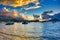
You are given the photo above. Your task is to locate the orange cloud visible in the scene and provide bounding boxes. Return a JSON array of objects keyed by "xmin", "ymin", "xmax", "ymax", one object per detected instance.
[
  {"xmin": 0, "ymin": 0, "xmax": 39, "ymax": 7},
  {"xmin": 19, "ymin": 14, "xmax": 33, "ymax": 20},
  {"xmin": 0, "ymin": 7, "xmax": 33, "ymax": 20},
  {"xmin": 12, "ymin": 10, "xmax": 18, "ymax": 17}
]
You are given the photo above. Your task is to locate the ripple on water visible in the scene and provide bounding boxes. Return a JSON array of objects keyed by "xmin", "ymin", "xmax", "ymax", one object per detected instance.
[{"xmin": 0, "ymin": 22, "xmax": 60, "ymax": 40}]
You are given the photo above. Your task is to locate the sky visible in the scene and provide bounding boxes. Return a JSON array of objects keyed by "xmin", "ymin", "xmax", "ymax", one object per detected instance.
[{"xmin": 0, "ymin": 0, "xmax": 60, "ymax": 17}]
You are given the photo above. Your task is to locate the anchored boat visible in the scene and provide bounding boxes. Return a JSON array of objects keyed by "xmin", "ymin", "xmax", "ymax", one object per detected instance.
[
  {"xmin": 5, "ymin": 22, "xmax": 14, "ymax": 25},
  {"xmin": 22, "ymin": 20, "xmax": 28, "ymax": 24}
]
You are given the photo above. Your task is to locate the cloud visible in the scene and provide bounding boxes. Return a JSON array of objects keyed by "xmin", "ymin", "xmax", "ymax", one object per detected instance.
[
  {"xmin": 24, "ymin": 5, "xmax": 41, "ymax": 10},
  {"xmin": 48, "ymin": 14, "xmax": 55, "ymax": 16},
  {"xmin": 12, "ymin": 10, "xmax": 18, "ymax": 17},
  {"xmin": 0, "ymin": 0, "xmax": 41, "ymax": 10},
  {"xmin": 0, "ymin": 0, "xmax": 39, "ymax": 7},
  {"xmin": 19, "ymin": 14, "xmax": 33, "ymax": 20},
  {"xmin": 0, "ymin": 7, "xmax": 33, "ymax": 20},
  {"xmin": 23, "ymin": 0, "xmax": 40, "ymax": 10},
  {"xmin": 2, "ymin": 7, "xmax": 9, "ymax": 12},
  {"xmin": 0, "ymin": 7, "xmax": 18, "ymax": 17},
  {"xmin": 0, "ymin": 7, "xmax": 10, "ymax": 16}
]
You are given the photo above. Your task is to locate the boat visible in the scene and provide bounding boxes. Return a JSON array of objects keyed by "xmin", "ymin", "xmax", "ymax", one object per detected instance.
[
  {"xmin": 5, "ymin": 22, "xmax": 14, "ymax": 25},
  {"xmin": 22, "ymin": 20, "xmax": 28, "ymax": 24}
]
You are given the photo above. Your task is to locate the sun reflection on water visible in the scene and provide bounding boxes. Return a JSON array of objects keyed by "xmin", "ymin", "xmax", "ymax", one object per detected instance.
[{"xmin": 0, "ymin": 22, "xmax": 42, "ymax": 40}]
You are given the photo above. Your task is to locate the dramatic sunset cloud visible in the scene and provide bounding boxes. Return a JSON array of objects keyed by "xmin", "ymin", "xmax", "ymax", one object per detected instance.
[
  {"xmin": 12, "ymin": 10, "xmax": 18, "ymax": 17},
  {"xmin": 0, "ymin": 7, "xmax": 18, "ymax": 17},
  {"xmin": 0, "ymin": 7, "xmax": 33, "ymax": 20},
  {"xmin": 0, "ymin": 0, "xmax": 39, "ymax": 7},
  {"xmin": 19, "ymin": 14, "xmax": 33, "ymax": 20}
]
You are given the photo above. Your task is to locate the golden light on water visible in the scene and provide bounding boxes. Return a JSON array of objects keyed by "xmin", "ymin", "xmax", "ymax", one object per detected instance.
[{"xmin": 0, "ymin": 22, "xmax": 42, "ymax": 40}]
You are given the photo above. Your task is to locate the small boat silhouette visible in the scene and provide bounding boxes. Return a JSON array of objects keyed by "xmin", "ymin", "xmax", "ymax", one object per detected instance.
[
  {"xmin": 5, "ymin": 22, "xmax": 14, "ymax": 25},
  {"xmin": 22, "ymin": 20, "xmax": 28, "ymax": 24}
]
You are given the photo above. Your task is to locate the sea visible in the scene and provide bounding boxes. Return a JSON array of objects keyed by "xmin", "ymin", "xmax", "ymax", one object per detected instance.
[{"xmin": 0, "ymin": 21, "xmax": 60, "ymax": 40}]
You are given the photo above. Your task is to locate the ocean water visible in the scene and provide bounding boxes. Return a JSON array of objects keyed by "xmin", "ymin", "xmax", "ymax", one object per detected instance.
[{"xmin": 0, "ymin": 22, "xmax": 60, "ymax": 40}]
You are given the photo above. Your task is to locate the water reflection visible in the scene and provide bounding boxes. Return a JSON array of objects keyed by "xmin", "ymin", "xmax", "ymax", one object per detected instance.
[
  {"xmin": 0, "ymin": 22, "xmax": 42, "ymax": 40},
  {"xmin": 0, "ymin": 22, "xmax": 60, "ymax": 40}
]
